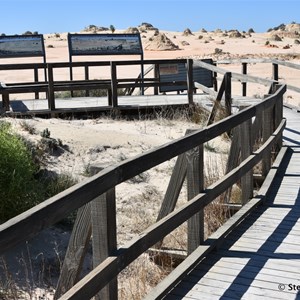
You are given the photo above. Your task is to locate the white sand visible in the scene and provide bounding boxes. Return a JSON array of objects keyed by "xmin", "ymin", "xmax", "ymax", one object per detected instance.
[{"xmin": 1, "ymin": 26, "xmax": 299, "ymax": 299}]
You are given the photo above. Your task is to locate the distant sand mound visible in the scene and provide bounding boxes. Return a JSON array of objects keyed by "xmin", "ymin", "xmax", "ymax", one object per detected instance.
[
  {"xmin": 144, "ymin": 33, "xmax": 179, "ymax": 51},
  {"xmin": 284, "ymin": 23, "xmax": 300, "ymax": 33},
  {"xmin": 82, "ymin": 25, "xmax": 109, "ymax": 32},
  {"xmin": 271, "ymin": 34, "xmax": 282, "ymax": 41},
  {"xmin": 229, "ymin": 30, "xmax": 242, "ymax": 38},
  {"xmin": 270, "ymin": 23, "xmax": 300, "ymax": 38},
  {"xmin": 138, "ymin": 22, "xmax": 159, "ymax": 32},
  {"xmin": 183, "ymin": 28, "xmax": 193, "ymax": 36},
  {"xmin": 124, "ymin": 27, "xmax": 140, "ymax": 34}
]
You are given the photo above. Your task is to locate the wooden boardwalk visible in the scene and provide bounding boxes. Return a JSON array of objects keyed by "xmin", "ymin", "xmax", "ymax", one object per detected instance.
[
  {"xmin": 4, "ymin": 93, "xmax": 256, "ymax": 115},
  {"xmin": 162, "ymin": 107, "xmax": 300, "ymax": 299}
]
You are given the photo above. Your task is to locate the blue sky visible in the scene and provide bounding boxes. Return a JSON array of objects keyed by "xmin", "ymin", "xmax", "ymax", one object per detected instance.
[{"xmin": 1, "ymin": 0, "xmax": 299, "ymax": 35}]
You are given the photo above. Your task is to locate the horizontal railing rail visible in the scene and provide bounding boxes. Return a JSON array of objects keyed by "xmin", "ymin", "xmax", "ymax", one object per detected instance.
[
  {"xmin": 0, "ymin": 82, "xmax": 286, "ymax": 299},
  {"xmin": 1, "ymin": 58, "xmax": 299, "ymax": 114}
]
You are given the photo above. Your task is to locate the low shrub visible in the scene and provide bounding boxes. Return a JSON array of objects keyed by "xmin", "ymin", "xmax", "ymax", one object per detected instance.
[
  {"xmin": 0, "ymin": 121, "xmax": 77, "ymax": 223},
  {"xmin": 0, "ymin": 121, "xmax": 40, "ymax": 222}
]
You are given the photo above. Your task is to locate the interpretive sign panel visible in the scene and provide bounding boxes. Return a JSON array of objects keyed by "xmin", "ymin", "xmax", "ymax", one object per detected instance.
[
  {"xmin": 68, "ymin": 33, "xmax": 143, "ymax": 56},
  {"xmin": 159, "ymin": 59, "xmax": 214, "ymax": 93},
  {"xmin": 0, "ymin": 35, "xmax": 45, "ymax": 58}
]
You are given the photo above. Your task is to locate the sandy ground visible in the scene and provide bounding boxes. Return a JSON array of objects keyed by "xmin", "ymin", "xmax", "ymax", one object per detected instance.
[
  {"xmin": 1, "ymin": 28, "xmax": 300, "ymax": 105},
  {"xmin": 1, "ymin": 25, "xmax": 300, "ymax": 299}
]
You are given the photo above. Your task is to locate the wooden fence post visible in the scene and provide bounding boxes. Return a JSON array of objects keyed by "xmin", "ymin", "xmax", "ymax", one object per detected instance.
[
  {"xmin": 155, "ymin": 130, "xmax": 192, "ymax": 247},
  {"xmin": 54, "ymin": 204, "xmax": 92, "ymax": 299},
  {"xmin": 34, "ymin": 66, "xmax": 39, "ymax": 100},
  {"xmin": 154, "ymin": 64, "xmax": 159, "ymax": 95},
  {"xmin": 2, "ymin": 93, "xmax": 10, "ymax": 111},
  {"xmin": 47, "ymin": 64, "xmax": 55, "ymax": 111},
  {"xmin": 156, "ymin": 153, "xmax": 187, "ymax": 223},
  {"xmin": 242, "ymin": 63, "xmax": 247, "ymax": 97},
  {"xmin": 262, "ymin": 96, "xmax": 273, "ymax": 176},
  {"xmin": 85, "ymin": 65, "xmax": 90, "ymax": 97},
  {"xmin": 187, "ymin": 59, "xmax": 194, "ymax": 105},
  {"xmin": 186, "ymin": 129, "xmax": 204, "ymax": 254},
  {"xmin": 272, "ymin": 62, "xmax": 279, "ymax": 81},
  {"xmin": 92, "ymin": 188, "xmax": 118, "ymax": 300},
  {"xmin": 224, "ymin": 72, "xmax": 232, "ymax": 117},
  {"xmin": 213, "ymin": 61, "xmax": 218, "ymax": 92},
  {"xmin": 224, "ymin": 125, "xmax": 241, "ymax": 203},
  {"xmin": 206, "ymin": 73, "xmax": 226, "ymax": 126},
  {"xmin": 240, "ymin": 119, "xmax": 253, "ymax": 205},
  {"xmin": 111, "ymin": 62, "xmax": 118, "ymax": 108},
  {"xmin": 274, "ymin": 84, "xmax": 284, "ymax": 150}
]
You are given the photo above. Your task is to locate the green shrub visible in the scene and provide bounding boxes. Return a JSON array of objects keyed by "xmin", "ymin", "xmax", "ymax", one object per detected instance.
[
  {"xmin": 55, "ymin": 88, "xmax": 126, "ymax": 98},
  {"xmin": 0, "ymin": 121, "xmax": 78, "ymax": 223},
  {"xmin": 0, "ymin": 121, "xmax": 40, "ymax": 222},
  {"xmin": 42, "ymin": 173, "xmax": 77, "ymax": 199}
]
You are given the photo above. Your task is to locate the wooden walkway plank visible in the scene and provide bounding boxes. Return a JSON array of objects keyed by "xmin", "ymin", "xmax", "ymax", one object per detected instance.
[
  {"xmin": 198, "ymin": 259, "xmax": 300, "ymax": 281},
  {"xmin": 164, "ymin": 107, "xmax": 300, "ymax": 300},
  {"xmin": 186, "ymin": 272, "xmax": 297, "ymax": 297},
  {"xmin": 190, "ymin": 262, "xmax": 300, "ymax": 289},
  {"xmin": 210, "ymin": 250, "xmax": 300, "ymax": 270}
]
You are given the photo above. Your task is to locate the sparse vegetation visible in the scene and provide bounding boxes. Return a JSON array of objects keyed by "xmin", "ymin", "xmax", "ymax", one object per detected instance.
[
  {"xmin": 183, "ymin": 28, "xmax": 193, "ymax": 36},
  {"xmin": 110, "ymin": 24, "xmax": 116, "ymax": 33},
  {"xmin": 54, "ymin": 88, "xmax": 126, "ymax": 98},
  {"xmin": 0, "ymin": 121, "xmax": 76, "ymax": 223},
  {"xmin": 20, "ymin": 120, "xmax": 36, "ymax": 134},
  {"xmin": 268, "ymin": 23, "xmax": 286, "ymax": 32},
  {"xmin": 1, "ymin": 21, "xmax": 297, "ymax": 299},
  {"xmin": 214, "ymin": 47, "xmax": 223, "ymax": 54},
  {"xmin": 0, "ymin": 121, "xmax": 41, "ymax": 222}
]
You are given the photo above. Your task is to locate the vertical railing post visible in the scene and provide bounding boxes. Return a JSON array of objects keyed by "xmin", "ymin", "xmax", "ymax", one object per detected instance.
[
  {"xmin": 85, "ymin": 65, "xmax": 90, "ymax": 97},
  {"xmin": 54, "ymin": 204, "xmax": 92, "ymax": 299},
  {"xmin": 213, "ymin": 61, "xmax": 218, "ymax": 92},
  {"xmin": 2, "ymin": 92, "xmax": 10, "ymax": 111},
  {"xmin": 187, "ymin": 59, "xmax": 194, "ymax": 105},
  {"xmin": 110, "ymin": 62, "xmax": 118, "ymax": 108},
  {"xmin": 34, "ymin": 66, "xmax": 39, "ymax": 99},
  {"xmin": 242, "ymin": 62, "xmax": 247, "ymax": 97},
  {"xmin": 154, "ymin": 63, "xmax": 159, "ymax": 95},
  {"xmin": 92, "ymin": 188, "xmax": 118, "ymax": 300},
  {"xmin": 262, "ymin": 96, "xmax": 272, "ymax": 176},
  {"xmin": 224, "ymin": 125, "xmax": 241, "ymax": 203},
  {"xmin": 47, "ymin": 64, "xmax": 55, "ymax": 111},
  {"xmin": 272, "ymin": 62, "xmax": 279, "ymax": 82},
  {"xmin": 274, "ymin": 84, "xmax": 284, "ymax": 151},
  {"xmin": 240, "ymin": 119, "xmax": 253, "ymax": 205},
  {"xmin": 225, "ymin": 72, "xmax": 232, "ymax": 117},
  {"xmin": 186, "ymin": 129, "xmax": 204, "ymax": 254}
]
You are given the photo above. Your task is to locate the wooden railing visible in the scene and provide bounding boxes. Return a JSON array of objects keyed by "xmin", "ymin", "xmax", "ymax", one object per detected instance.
[
  {"xmin": 0, "ymin": 79, "xmax": 286, "ymax": 299},
  {"xmin": 0, "ymin": 59, "xmax": 198, "ymax": 112},
  {"xmin": 215, "ymin": 58, "xmax": 300, "ymax": 95},
  {"xmin": 1, "ymin": 58, "xmax": 299, "ymax": 116}
]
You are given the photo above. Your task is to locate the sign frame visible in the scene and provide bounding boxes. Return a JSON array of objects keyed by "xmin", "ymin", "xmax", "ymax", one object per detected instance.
[
  {"xmin": 0, "ymin": 34, "xmax": 46, "ymax": 60},
  {"xmin": 68, "ymin": 33, "xmax": 143, "ymax": 57},
  {"xmin": 159, "ymin": 59, "xmax": 214, "ymax": 93},
  {"xmin": 67, "ymin": 33, "xmax": 144, "ymax": 94}
]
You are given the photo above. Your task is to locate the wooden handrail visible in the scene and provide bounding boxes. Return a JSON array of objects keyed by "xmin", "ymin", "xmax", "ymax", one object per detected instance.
[
  {"xmin": 194, "ymin": 60, "xmax": 275, "ymax": 85},
  {"xmin": 0, "ymin": 56, "xmax": 295, "ymax": 298},
  {"xmin": 0, "ymin": 85, "xmax": 286, "ymax": 253},
  {"xmin": 60, "ymin": 116, "xmax": 286, "ymax": 300},
  {"xmin": 0, "ymin": 84, "xmax": 286, "ymax": 300}
]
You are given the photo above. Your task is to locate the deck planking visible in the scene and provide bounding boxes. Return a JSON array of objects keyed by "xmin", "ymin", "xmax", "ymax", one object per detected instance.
[
  {"xmin": 2, "ymin": 93, "xmax": 257, "ymax": 115},
  {"xmin": 164, "ymin": 107, "xmax": 300, "ymax": 299}
]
